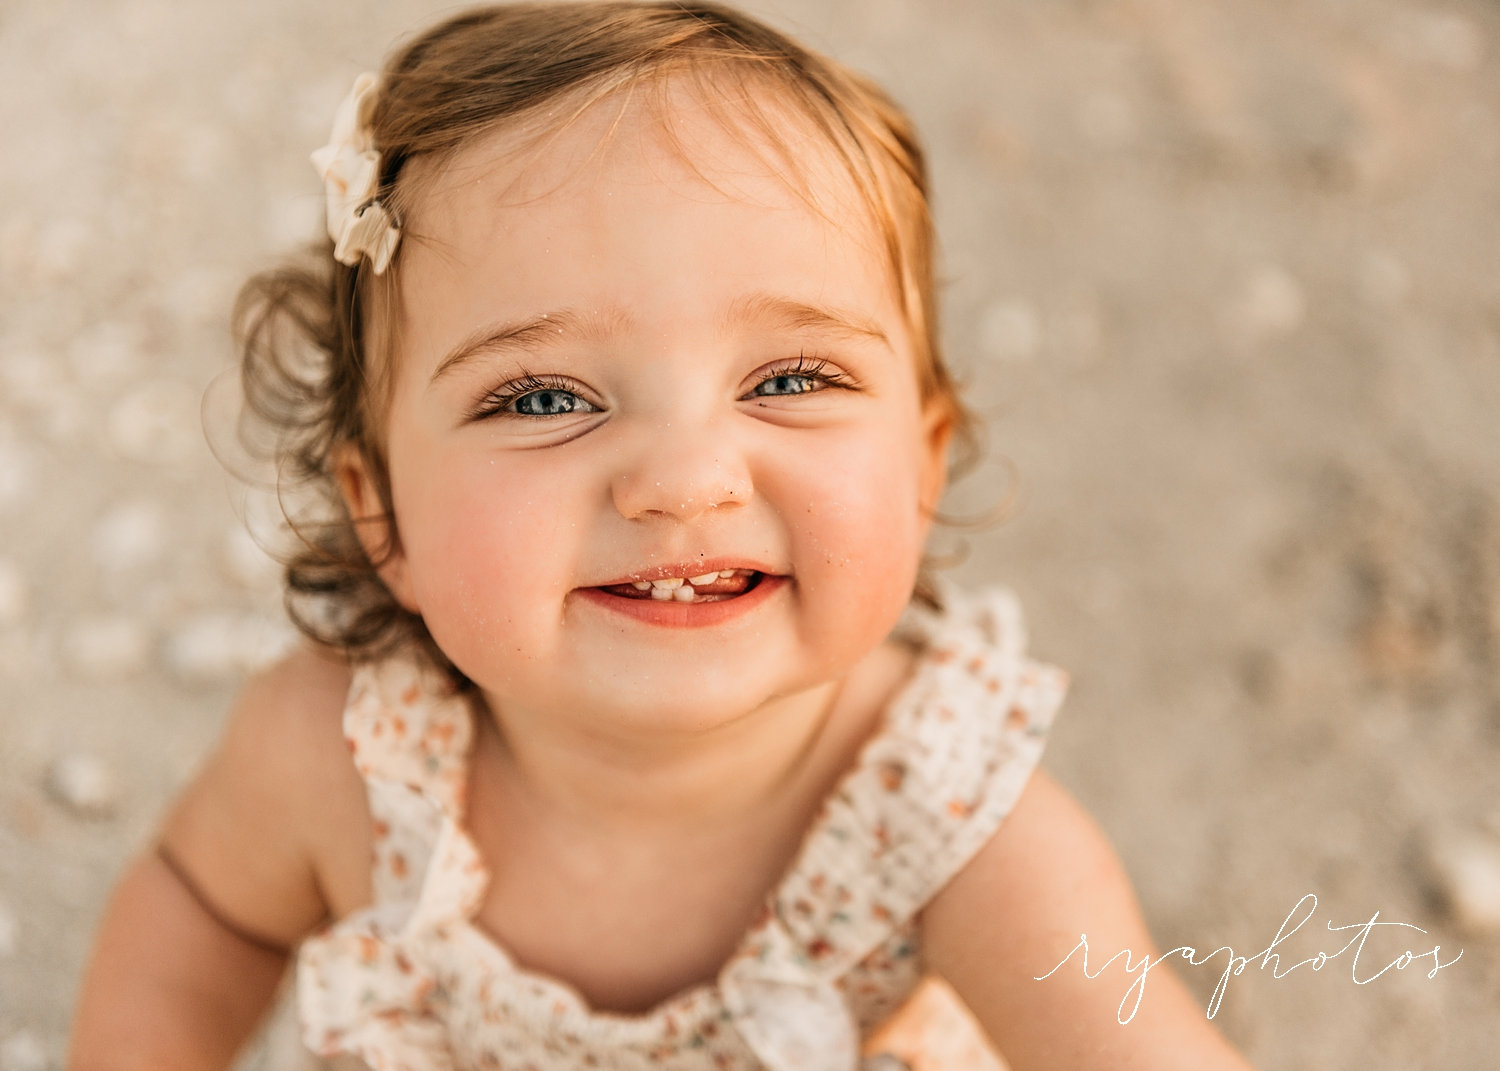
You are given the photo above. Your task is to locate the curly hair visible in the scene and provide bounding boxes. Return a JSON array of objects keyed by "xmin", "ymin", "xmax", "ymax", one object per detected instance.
[{"xmin": 233, "ymin": 1, "xmax": 978, "ymax": 680}]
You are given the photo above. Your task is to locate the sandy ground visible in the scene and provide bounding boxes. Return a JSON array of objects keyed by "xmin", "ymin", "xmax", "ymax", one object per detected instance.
[{"xmin": 2, "ymin": 0, "xmax": 1497, "ymax": 1067}]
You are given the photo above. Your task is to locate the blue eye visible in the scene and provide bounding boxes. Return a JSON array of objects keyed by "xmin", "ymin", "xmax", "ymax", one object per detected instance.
[
  {"xmin": 752, "ymin": 373, "xmax": 820, "ymax": 396},
  {"xmin": 746, "ymin": 355, "xmax": 850, "ymax": 400},
  {"xmin": 471, "ymin": 374, "xmax": 600, "ymax": 421},
  {"xmin": 512, "ymin": 388, "xmax": 591, "ymax": 416}
]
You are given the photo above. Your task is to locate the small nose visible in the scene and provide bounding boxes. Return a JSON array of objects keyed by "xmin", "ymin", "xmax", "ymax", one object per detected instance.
[{"xmin": 610, "ymin": 421, "xmax": 752, "ymax": 522}]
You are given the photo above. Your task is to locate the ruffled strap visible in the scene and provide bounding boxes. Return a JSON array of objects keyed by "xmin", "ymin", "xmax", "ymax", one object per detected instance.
[
  {"xmin": 721, "ymin": 586, "xmax": 1065, "ymax": 1071},
  {"xmin": 864, "ymin": 585, "xmax": 1067, "ymax": 917},
  {"xmin": 720, "ymin": 911, "xmax": 864, "ymax": 1071},
  {"xmin": 344, "ymin": 658, "xmax": 472, "ymax": 815},
  {"xmin": 298, "ymin": 905, "xmax": 456, "ymax": 1071},
  {"xmin": 299, "ymin": 659, "xmax": 487, "ymax": 1068},
  {"xmin": 341, "ymin": 659, "xmax": 486, "ymax": 920}
]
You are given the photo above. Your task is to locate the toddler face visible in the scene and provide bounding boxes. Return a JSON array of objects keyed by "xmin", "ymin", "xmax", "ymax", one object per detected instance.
[{"xmin": 350, "ymin": 80, "xmax": 951, "ymax": 728}]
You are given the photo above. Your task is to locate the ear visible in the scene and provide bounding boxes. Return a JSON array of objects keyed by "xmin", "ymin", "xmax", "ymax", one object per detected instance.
[
  {"xmin": 918, "ymin": 399, "xmax": 956, "ymax": 517},
  {"xmin": 332, "ymin": 444, "xmax": 421, "ymax": 613}
]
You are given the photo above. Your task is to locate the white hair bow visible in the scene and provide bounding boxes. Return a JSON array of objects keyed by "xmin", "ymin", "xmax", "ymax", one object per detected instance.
[{"xmin": 311, "ymin": 72, "xmax": 401, "ymax": 274}]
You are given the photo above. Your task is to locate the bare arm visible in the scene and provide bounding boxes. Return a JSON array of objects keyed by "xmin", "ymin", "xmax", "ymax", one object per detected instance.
[
  {"xmin": 922, "ymin": 769, "xmax": 1257, "ymax": 1070},
  {"xmin": 68, "ymin": 852, "xmax": 289, "ymax": 1071},
  {"xmin": 68, "ymin": 648, "xmax": 365, "ymax": 1071}
]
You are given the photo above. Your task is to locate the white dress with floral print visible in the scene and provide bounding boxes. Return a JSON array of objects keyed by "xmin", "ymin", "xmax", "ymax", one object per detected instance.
[{"xmin": 297, "ymin": 586, "xmax": 1066, "ymax": 1071}]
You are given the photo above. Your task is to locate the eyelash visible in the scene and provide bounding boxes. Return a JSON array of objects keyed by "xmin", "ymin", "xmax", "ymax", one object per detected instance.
[
  {"xmin": 748, "ymin": 353, "xmax": 852, "ymax": 397},
  {"xmin": 468, "ymin": 353, "xmax": 854, "ymax": 421},
  {"xmin": 468, "ymin": 372, "xmax": 594, "ymax": 421}
]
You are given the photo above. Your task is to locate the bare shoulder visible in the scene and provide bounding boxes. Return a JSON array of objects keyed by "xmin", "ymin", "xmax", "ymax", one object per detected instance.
[
  {"xmin": 157, "ymin": 645, "xmax": 371, "ymax": 948},
  {"xmin": 921, "ymin": 769, "xmax": 1257, "ymax": 1070},
  {"xmin": 220, "ymin": 643, "xmax": 354, "ymax": 771}
]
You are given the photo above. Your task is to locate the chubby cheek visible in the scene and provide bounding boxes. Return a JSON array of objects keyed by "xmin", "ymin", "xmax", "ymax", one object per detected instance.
[
  {"xmin": 774, "ymin": 428, "xmax": 931, "ymax": 655},
  {"xmin": 387, "ymin": 445, "xmax": 580, "ymax": 673}
]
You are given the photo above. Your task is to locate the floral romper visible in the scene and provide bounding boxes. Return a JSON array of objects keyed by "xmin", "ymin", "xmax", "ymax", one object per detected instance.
[{"xmin": 297, "ymin": 587, "xmax": 1067, "ymax": 1071}]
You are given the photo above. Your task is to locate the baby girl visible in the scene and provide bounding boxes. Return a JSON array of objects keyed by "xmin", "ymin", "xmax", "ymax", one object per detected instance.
[{"xmin": 70, "ymin": 4, "xmax": 1256, "ymax": 1069}]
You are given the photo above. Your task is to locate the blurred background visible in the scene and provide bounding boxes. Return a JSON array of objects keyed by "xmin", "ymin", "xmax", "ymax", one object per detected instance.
[{"xmin": 1, "ymin": 0, "xmax": 1497, "ymax": 1067}]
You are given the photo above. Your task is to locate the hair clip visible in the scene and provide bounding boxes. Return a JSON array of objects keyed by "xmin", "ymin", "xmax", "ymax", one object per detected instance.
[{"xmin": 311, "ymin": 72, "xmax": 401, "ymax": 274}]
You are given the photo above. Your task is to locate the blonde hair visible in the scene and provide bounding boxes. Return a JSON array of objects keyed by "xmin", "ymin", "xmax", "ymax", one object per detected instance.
[{"xmin": 235, "ymin": 1, "xmax": 977, "ymax": 676}]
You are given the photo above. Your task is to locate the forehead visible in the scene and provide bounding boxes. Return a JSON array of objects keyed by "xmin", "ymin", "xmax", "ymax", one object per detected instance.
[
  {"xmin": 382, "ymin": 72, "xmax": 908, "ymax": 375},
  {"xmin": 402, "ymin": 70, "xmax": 888, "ymax": 267}
]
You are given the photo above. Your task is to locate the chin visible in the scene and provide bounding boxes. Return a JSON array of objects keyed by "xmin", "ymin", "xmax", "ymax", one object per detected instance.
[{"xmin": 589, "ymin": 677, "xmax": 790, "ymax": 734}]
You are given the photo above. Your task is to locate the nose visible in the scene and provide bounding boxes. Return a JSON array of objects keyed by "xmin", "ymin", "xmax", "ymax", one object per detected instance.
[{"xmin": 610, "ymin": 419, "xmax": 753, "ymax": 522}]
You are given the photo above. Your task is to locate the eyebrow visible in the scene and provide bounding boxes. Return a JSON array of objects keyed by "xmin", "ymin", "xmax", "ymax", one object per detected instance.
[
  {"xmin": 428, "ymin": 293, "xmax": 892, "ymax": 385},
  {"xmin": 429, "ymin": 308, "xmax": 622, "ymax": 384},
  {"xmin": 725, "ymin": 294, "xmax": 893, "ymax": 350}
]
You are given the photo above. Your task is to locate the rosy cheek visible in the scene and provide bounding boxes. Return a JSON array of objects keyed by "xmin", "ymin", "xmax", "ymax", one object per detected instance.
[
  {"xmin": 778, "ymin": 431, "xmax": 927, "ymax": 610},
  {"xmin": 395, "ymin": 452, "xmax": 570, "ymax": 621}
]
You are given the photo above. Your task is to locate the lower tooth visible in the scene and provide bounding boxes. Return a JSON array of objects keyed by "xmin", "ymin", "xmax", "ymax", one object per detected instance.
[
  {"xmin": 650, "ymin": 586, "xmax": 673, "ymax": 601},
  {"xmin": 672, "ymin": 585, "xmax": 696, "ymax": 603}
]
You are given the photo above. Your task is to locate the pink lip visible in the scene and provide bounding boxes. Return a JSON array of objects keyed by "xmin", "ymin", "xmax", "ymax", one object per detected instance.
[
  {"xmin": 575, "ymin": 573, "xmax": 788, "ymax": 629},
  {"xmin": 592, "ymin": 559, "xmax": 782, "ymax": 586}
]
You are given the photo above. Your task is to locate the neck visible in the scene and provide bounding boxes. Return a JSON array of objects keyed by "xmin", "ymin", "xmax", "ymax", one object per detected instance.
[
  {"xmin": 479, "ymin": 682, "xmax": 839, "ymax": 843},
  {"xmin": 474, "ymin": 642, "xmax": 911, "ymax": 844}
]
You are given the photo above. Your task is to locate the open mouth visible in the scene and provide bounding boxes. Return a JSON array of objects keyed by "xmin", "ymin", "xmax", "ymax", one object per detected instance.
[{"xmin": 596, "ymin": 568, "xmax": 763, "ymax": 603}]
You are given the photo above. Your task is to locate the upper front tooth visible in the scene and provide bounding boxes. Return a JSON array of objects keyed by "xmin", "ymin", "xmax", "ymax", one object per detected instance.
[
  {"xmin": 688, "ymin": 572, "xmax": 719, "ymax": 586},
  {"xmin": 632, "ymin": 581, "xmax": 652, "ymax": 591},
  {"xmin": 650, "ymin": 577, "xmax": 684, "ymax": 589}
]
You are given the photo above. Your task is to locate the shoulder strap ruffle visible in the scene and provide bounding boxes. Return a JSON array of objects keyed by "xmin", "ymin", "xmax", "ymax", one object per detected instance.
[
  {"xmin": 721, "ymin": 586, "xmax": 1066, "ymax": 1070},
  {"xmin": 300, "ymin": 660, "xmax": 487, "ymax": 1065},
  {"xmin": 344, "ymin": 658, "xmax": 473, "ymax": 815},
  {"xmin": 341, "ymin": 659, "xmax": 487, "ymax": 922},
  {"xmin": 298, "ymin": 906, "xmax": 457, "ymax": 1071}
]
